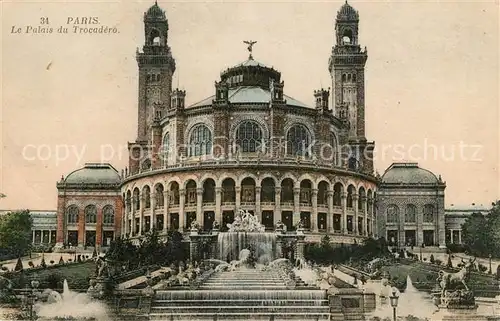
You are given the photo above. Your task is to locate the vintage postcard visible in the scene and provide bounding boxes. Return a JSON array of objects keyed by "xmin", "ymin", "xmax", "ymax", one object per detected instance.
[{"xmin": 0, "ymin": 1, "xmax": 498, "ymax": 321}]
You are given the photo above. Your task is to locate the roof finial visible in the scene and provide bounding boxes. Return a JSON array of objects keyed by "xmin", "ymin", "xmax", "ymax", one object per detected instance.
[
  {"xmin": 155, "ymin": 0, "xmax": 158, "ymax": 5},
  {"xmin": 243, "ymin": 40, "xmax": 257, "ymax": 60}
]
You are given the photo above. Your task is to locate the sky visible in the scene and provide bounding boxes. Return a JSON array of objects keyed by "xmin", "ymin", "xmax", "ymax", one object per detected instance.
[{"xmin": 0, "ymin": 0, "xmax": 499, "ymax": 210}]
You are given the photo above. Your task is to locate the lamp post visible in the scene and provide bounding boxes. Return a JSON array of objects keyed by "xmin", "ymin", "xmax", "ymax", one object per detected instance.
[
  {"xmin": 489, "ymin": 254, "xmax": 492, "ymax": 274},
  {"xmin": 389, "ymin": 288, "xmax": 399, "ymax": 321},
  {"xmin": 28, "ymin": 275, "xmax": 39, "ymax": 321}
]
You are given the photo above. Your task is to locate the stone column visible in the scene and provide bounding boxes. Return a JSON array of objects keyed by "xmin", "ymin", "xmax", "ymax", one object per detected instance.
[
  {"xmin": 255, "ymin": 186, "xmax": 262, "ymax": 222},
  {"xmin": 179, "ymin": 189, "xmax": 186, "ymax": 232},
  {"xmin": 458, "ymin": 230, "xmax": 462, "ymax": 244},
  {"xmin": 48, "ymin": 230, "xmax": 52, "ymax": 244},
  {"xmin": 311, "ymin": 189, "xmax": 318, "ymax": 232},
  {"xmin": 353, "ymin": 194, "xmax": 359, "ymax": 235},
  {"xmin": 368, "ymin": 199, "xmax": 374, "ymax": 236},
  {"xmin": 235, "ymin": 186, "xmax": 241, "ymax": 210},
  {"xmin": 341, "ymin": 192, "xmax": 347, "ymax": 234},
  {"xmin": 296, "ymin": 235, "xmax": 306, "ymax": 260},
  {"xmin": 362, "ymin": 196, "xmax": 368, "ymax": 236},
  {"xmin": 78, "ymin": 207, "xmax": 85, "ymax": 247},
  {"xmin": 151, "ymin": 192, "xmax": 157, "ymax": 230},
  {"xmin": 274, "ymin": 187, "xmax": 281, "ymax": 225},
  {"xmin": 197, "ymin": 188, "xmax": 203, "ymax": 229},
  {"xmin": 130, "ymin": 201, "xmax": 135, "ymax": 238},
  {"xmin": 215, "ymin": 187, "xmax": 222, "ymax": 224},
  {"xmin": 293, "ymin": 187, "xmax": 300, "ymax": 226},
  {"xmin": 139, "ymin": 193, "xmax": 145, "ymax": 235},
  {"xmin": 189, "ymin": 236, "xmax": 199, "ymax": 263},
  {"xmin": 32, "ymin": 230, "xmax": 35, "ymax": 244},
  {"xmin": 327, "ymin": 191, "xmax": 334, "ymax": 233},
  {"xmin": 96, "ymin": 207, "xmax": 103, "ymax": 246},
  {"xmin": 163, "ymin": 190, "xmax": 169, "ymax": 231}
]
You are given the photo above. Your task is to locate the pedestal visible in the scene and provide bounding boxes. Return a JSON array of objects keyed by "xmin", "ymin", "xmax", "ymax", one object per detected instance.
[{"xmin": 431, "ymin": 305, "xmax": 487, "ymax": 321}]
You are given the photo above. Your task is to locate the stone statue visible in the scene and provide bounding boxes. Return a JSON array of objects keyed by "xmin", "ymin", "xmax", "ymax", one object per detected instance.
[
  {"xmin": 436, "ymin": 257, "xmax": 476, "ymax": 307},
  {"xmin": 212, "ymin": 220, "xmax": 220, "ymax": 230},
  {"xmin": 95, "ymin": 257, "xmax": 110, "ymax": 278},
  {"xmin": 227, "ymin": 209, "xmax": 265, "ymax": 232},
  {"xmin": 190, "ymin": 220, "xmax": 200, "ymax": 231}
]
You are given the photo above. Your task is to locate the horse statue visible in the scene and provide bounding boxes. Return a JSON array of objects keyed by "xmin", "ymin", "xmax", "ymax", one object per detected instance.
[{"xmin": 437, "ymin": 257, "xmax": 475, "ymax": 297}]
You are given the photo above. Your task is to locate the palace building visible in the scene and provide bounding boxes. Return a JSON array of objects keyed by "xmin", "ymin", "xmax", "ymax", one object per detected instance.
[
  {"xmin": 118, "ymin": 1, "xmax": 377, "ymax": 242},
  {"xmin": 46, "ymin": 2, "xmax": 479, "ymax": 248}
]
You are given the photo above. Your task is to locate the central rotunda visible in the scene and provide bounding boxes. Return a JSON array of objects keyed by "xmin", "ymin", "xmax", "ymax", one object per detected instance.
[{"xmin": 121, "ymin": 2, "xmax": 377, "ymax": 243}]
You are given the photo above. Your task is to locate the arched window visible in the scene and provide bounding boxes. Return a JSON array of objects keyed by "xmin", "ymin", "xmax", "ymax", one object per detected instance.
[
  {"xmin": 423, "ymin": 204, "xmax": 435, "ymax": 223},
  {"xmin": 236, "ymin": 121, "xmax": 263, "ymax": 153},
  {"xmin": 386, "ymin": 205, "xmax": 399, "ymax": 223},
  {"xmin": 162, "ymin": 133, "xmax": 169, "ymax": 164},
  {"xmin": 149, "ymin": 29, "xmax": 161, "ymax": 46},
  {"xmin": 133, "ymin": 188, "xmax": 140, "ymax": 211},
  {"xmin": 342, "ymin": 29, "xmax": 353, "ymax": 44},
  {"xmin": 103, "ymin": 205, "xmax": 114, "ymax": 225},
  {"xmin": 405, "ymin": 204, "xmax": 417, "ymax": 223},
  {"xmin": 155, "ymin": 184, "xmax": 164, "ymax": 207},
  {"xmin": 126, "ymin": 190, "xmax": 131, "ymax": 213},
  {"xmin": 189, "ymin": 124, "xmax": 212, "ymax": 157},
  {"xmin": 286, "ymin": 124, "xmax": 311, "ymax": 157},
  {"xmin": 66, "ymin": 205, "xmax": 79, "ymax": 224},
  {"xmin": 143, "ymin": 186, "xmax": 151, "ymax": 209},
  {"xmin": 85, "ymin": 205, "xmax": 97, "ymax": 224}
]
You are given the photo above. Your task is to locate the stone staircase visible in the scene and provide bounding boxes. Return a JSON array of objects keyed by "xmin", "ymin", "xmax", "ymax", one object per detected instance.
[{"xmin": 150, "ymin": 268, "xmax": 330, "ymax": 320}]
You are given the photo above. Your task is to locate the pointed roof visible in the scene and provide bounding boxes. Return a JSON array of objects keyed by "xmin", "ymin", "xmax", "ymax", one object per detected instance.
[
  {"xmin": 337, "ymin": 1, "xmax": 359, "ymax": 21},
  {"xmin": 145, "ymin": 2, "xmax": 166, "ymax": 21}
]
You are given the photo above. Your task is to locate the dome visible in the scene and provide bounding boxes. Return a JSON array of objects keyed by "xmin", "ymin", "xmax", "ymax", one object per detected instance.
[
  {"xmin": 64, "ymin": 163, "xmax": 121, "ymax": 185},
  {"xmin": 381, "ymin": 163, "xmax": 439, "ymax": 184},
  {"xmin": 144, "ymin": 2, "xmax": 166, "ymax": 20},
  {"xmin": 337, "ymin": 1, "xmax": 359, "ymax": 21}
]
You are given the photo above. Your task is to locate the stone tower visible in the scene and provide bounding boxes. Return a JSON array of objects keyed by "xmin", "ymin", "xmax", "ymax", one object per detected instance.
[
  {"xmin": 136, "ymin": 2, "xmax": 176, "ymax": 142},
  {"xmin": 328, "ymin": 1, "xmax": 368, "ymax": 140}
]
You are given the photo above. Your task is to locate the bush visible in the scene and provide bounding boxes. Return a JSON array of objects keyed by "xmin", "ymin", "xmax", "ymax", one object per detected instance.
[
  {"xmin": 59, "ymin": 256, "xmax": 64, "ymax": 265},
  {"xmin": 430, "ymin": 254, "xmax": 435, "ymax": 264},
  {"xmin": 447, "ymin": 255, "xmax": 453, "ymax": 268},
  {"xmin": 45, "ymin": 272, "xmax": 62, "ymax": 289},
  {"xmin": 49, "ymin": 260, "xmax": 55, "ymax": 265},
  {"xmin": 14, "ymin": 258, "xmax": 23, "ymax": 272},
  {"xmin": 447, "ymin": 243, "xmax": 468, "ymax": 253},
  {"xmin": 40, "ymin": 256, "xmax": 47, "ymax": 268},
  {"xmin": 478, "ymin": 263, "xmax": 488, "ymax": 273},
  {"xmin": 434, "ymin": 259, "xmax": 442, "ymax": 266},
  {"xmin": 28, "ymin": 261, "xmax": 34, "ymax": 268}
]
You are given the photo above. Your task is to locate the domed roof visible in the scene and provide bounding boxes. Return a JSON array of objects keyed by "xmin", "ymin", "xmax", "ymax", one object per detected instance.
[
  {"xmin": 337, "ymin": 1, "xmax": 359, "ymax": 21},
  {"xmin": 64, "ymin": 163, "xmax": 121, "ymax": 185},
  {"xmin": 382, "ymin": 163, "xmax": 439, "ymax": 184},
  {"xmin": 144, "ymin": 2, "xmax": 166, "ymax": 20}
]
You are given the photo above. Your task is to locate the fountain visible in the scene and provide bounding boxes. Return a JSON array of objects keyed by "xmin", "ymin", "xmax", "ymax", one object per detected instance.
[
  {"xmin": 35, "ymin": 279, "xmax": 109, "ymax": 321},
  {"xmin": 217, "ymin": 209, "xmax": 277, "ymax": 263}
]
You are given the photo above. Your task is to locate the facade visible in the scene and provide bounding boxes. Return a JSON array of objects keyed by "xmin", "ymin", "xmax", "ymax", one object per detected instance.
[
  {"xmin": 377, "ymin": 163, "xmax": 446, "ymax": 248},
  {"xmin": 0, "ymin": 210, "xmax": 57, "ymax": 245},
  {"xmin": 445, "ymin": 203, "xmax": 490, "ymax": 245},
  {"xmin": 120, "ymin": 2, "xmax": 378, "ymax": 242},
  {"xmin": 55, "ymin": 163, "xmax": 123, "ymax": 248}
]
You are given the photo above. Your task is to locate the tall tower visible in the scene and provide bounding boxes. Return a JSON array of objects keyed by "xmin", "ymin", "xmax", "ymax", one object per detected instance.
[
  {"xmin": 328, "ymin": 2, "xmax": 368, "ymax": 140},
  {"xmin": 136, "ymin": 2, "xmax": 176, "ymax": 142}
]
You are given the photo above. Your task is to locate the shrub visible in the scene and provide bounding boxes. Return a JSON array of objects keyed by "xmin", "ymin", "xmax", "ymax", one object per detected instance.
[
  {"xmin": 49, "ymin": 260, "xmax": 54, "ymax": 265},
  {"xmin": 40, "ymin": 256, "xmax": 47, "ymax": 268},
  {"xmin": 14, "ymin": 258, "xmax": 23, "ymax": 272},
  {"xmin": 59, "ymin": 256, "xmax": 64, "ymax": 264},
  {"xmin": 28, "ymin": 261, "xmax": 34, "ymax": 268},
  {"xmin": 447, "ymin": 255, "xmax": 453, "ymax": 268},
  {"xmin": 46, "ymin": 272, "xmax": 62, "ymax": 289},
  {"xmin": 434, "ymin": 259, "xmax": 442, "ymax": 266},
  {"xmin": 478, "ymin": 263, "xmax": 488, "ymax": 273},
  {"xmin": 496, "ymin": 265, "xmax": 500, "ymax": 280},
  {"xmin": 430, "ymin": 254, "xmax": 435, "ymax": 264}
]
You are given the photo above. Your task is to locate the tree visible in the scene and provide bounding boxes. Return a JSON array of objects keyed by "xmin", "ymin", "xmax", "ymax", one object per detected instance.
[
  {"xmin": 0, "ymin": 210, "xmax": 33, "ymax": 259},
  {"xmin": 14, "ymin": 257, "xmax": 23, "ymax": 272},
  {"xmin": 461, "ymin": 212, "xmax": 491, "ymax": 257}
]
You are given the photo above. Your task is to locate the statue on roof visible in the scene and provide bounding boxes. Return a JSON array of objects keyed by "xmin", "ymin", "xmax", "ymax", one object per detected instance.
[{"xmin": 243, "ymin": 40, "xmax": 257, "ymax": 59}]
